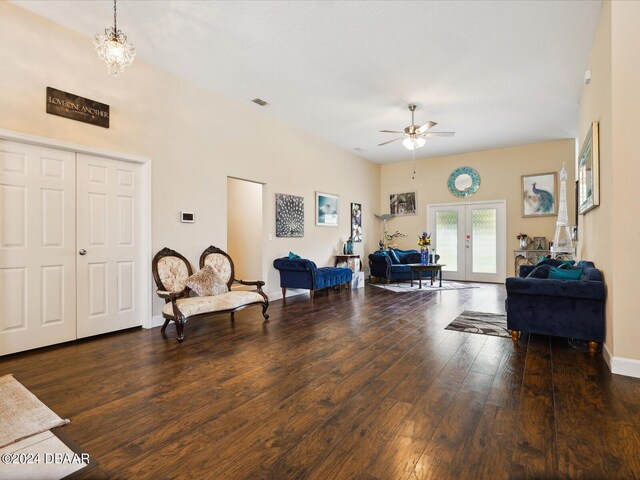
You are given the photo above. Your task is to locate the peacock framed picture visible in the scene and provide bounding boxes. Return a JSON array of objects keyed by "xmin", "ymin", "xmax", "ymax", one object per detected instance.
[{"xmin": 521, "ymin": 172, "xmax": 557, "ymax": 218}]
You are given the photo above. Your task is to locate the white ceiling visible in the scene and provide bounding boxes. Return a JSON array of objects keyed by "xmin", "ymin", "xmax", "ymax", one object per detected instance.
[{"xmin": 14, "ymin": 0, "xmax": 602, "ymax": 164}]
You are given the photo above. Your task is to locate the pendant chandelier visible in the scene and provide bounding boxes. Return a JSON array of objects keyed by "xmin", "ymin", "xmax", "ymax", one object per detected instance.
[{"xmin": 94, "ymin": 0, "xmax": 135, "ymax": 77}]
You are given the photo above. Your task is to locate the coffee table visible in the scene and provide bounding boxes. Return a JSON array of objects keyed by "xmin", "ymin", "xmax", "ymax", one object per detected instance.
[{"xmin": 406, "ymin": 263, "xmax": 446, "ymax": 288}]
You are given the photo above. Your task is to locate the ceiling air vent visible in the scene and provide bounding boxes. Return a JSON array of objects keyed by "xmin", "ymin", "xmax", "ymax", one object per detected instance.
[{"xmin": 251, "ymin": 98, "xmax": 268, "ymax": 106}]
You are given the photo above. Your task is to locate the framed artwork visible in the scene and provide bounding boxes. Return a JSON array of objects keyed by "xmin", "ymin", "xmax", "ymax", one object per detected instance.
[
  {"xmin": 315, "ymin": 192, "xmax": 339, "ymax": 227},
  {"xmin": 389, "ymin": 192, "xmax": 416, "ymax": 216},
  {"xmin": 578, "ymin": 121, "xmax": 600, "ymax": 215},
  {"xmin": 575, "ymin": 180, "xmax": 579, "ymax": 226},
  {"xmin": 275, "ymin": 193, "xmax": 304, "ymax": 237},
  {"xmin": 522, "ymin": 172, "xmax": 557, "ymax": 217},
  {"xmin": 448, "ymin": 167, "xmax": 481, "ymax": 198},
  {"xmin": 351, "ymin": 203, "xmax": 362, "ymax": 242},
  {"xmin": 532, "ymin": 236, "xmax": 547, "ymax": 250}
]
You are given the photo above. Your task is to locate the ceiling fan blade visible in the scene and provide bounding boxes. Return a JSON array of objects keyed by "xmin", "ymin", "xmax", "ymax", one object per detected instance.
[
  {"xmin": 422, "ymin": 131, "xmax": 455, "ymax": 137},
  {"xmin": 379, "ymin": 130, "xmax": 404, "ymax": 134},
  {"xmin": 378, "ymin": 138, "xmax": 403, "ymax": 146},
  {"xmin": 416, "ymin": 121, "xmax": 437, "ymax": 133}
]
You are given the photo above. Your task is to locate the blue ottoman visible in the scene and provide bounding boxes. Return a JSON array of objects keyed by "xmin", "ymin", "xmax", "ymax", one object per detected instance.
[{"xmin": 273, "ymin": 257, "xmax": 353, "ymax": 300}]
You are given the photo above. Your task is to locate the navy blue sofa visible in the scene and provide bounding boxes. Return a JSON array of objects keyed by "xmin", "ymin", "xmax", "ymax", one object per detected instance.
[
  {"xmin": 368, "ymin": 248, "xmax": 439, "ymax": 283},
  {"xmin": 505, "ymin": 260, "xmax": 605, "ymax": 355},
  {"xmin": 273, "ymin": 257, "xmax": 352, "ymax": 301}
]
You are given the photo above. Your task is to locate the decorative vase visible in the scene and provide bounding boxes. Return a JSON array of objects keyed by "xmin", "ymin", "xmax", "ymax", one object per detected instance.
[
  {"xmin": 420, "ymin": 247, "xmax": 429, "ymax": 265},
  {"xmin": 346, "ymin": 238, "xmax": 354, "ymax": 255},
  {"xmin": 520, "ymin": 237, "xmax": 528, "ymax": 249}
]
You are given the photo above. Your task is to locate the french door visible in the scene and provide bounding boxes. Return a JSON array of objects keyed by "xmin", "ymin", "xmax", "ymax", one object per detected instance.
[{"xmin": 427, "ymin": 201, "xmax": 506, "ymax": 283}]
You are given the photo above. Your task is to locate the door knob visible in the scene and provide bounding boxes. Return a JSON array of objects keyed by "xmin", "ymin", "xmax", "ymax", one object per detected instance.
[{"xmin": 79, "ymin": 249, "xmax": 87, "ymax": 256}]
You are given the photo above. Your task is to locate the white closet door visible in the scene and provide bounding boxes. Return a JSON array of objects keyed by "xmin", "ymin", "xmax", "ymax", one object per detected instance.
[
  {"xmin": 76, "ymin": 154, "xmax": 142, "ymax": 338},
  {"xmin": 0, "ymin": 141, "xmax": 76, "ymax": 355}
]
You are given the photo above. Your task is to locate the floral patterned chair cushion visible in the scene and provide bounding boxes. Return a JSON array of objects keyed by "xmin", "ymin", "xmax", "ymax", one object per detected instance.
[
  {"xmin": 202, "ymin": 253, "xmax": 233, "ymax": 286},
  {"xmin": 157, "ymin": 256, "xmax": 190, "ymax": 293},
  {"xmin": 162, "ymin": 291, "xmax": 266, "ymax": 317}
]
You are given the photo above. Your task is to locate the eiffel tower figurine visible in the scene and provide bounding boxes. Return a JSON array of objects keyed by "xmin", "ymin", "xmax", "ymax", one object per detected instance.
[{"xmin": 550, "ymin": 164, "xmax": 576, "ymax": 259}]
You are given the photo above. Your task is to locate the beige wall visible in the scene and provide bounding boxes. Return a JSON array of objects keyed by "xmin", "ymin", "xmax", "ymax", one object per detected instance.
[
  {"xmin": 578, "ymin": 0, "xmax": 614, "ymax": 352},
  {"xmin": 380, "ymin": 140, "xmax": 575, "ymax": 275},
  {"xmin": 579, "ymin": 1, "xmax": 640, "ymax": 365},
  {"xmin": 227, "ymin": 178, "xmax": 263, "ymax": 282},
  {"xmin": 0, "ymin": 3, "xmax": 380, "ymax": 314}
]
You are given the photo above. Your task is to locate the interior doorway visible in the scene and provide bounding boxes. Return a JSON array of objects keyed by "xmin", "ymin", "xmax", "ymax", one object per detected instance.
[
  {"xmin": 427, "ymin": 200, "xmax": 507, "ymax": 283},
  {"xmin": 227, "ymin": 177, "xmax": 263, "ymax": 286}
]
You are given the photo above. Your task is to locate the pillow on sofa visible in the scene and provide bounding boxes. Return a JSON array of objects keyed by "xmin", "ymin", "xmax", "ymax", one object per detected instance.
[
  {"xmin": 527, "ymin": 265, "xmax": 550, "ymax": 279},
  {"xmin": 288, "ymin": 251, "xmax": 301, "ymax": 260},
  {"xmin": 536, "ymin": 257, "xmax": 576, "ymax": 268},
  {"xmin": 548, "ymin": 266, "xmax": 583, "ymax": 280},
  {"xmin": 559, "ymin": 263, "xmax": 579, "ymax": 270},
  {"xmin": 185, "ymin": 265, "xmax": 228, "ymax": 296},
  {"xmin": 388, "ymin": 249, "xmax": 402, "ymax": 264}
]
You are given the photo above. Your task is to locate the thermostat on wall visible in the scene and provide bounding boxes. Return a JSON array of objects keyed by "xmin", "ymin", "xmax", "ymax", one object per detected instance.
[{"xmin": 180, "ymin": 211, "xmax": 195, "ymax": 223}]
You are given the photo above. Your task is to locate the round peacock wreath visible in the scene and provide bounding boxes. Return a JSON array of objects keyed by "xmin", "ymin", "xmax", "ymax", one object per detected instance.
[{"xmin": 448, "ymin": 167, "xmax": 480, "ymax": 198}]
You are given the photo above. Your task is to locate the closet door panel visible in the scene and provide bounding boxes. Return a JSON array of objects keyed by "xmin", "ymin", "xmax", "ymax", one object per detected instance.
[
  {"xmin": 76, "ymin": 154, "xmax": 142, "ymax": 338},
  {"xmin": 0, "ymin": 141, "xmax": 76, "ymax": 355}
]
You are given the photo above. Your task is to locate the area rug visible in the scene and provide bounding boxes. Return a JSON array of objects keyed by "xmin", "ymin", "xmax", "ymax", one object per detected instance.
[
  {"xmin": 371, "ymin": 281, "xmax": 478, "ymax": 292},
  {"xmin": 445, "ymin": 311, "xmax": 510, "ymax": 338},
  {"xmin": 0, "ymin": 374, "xmax": 69, "ymax": 448}
]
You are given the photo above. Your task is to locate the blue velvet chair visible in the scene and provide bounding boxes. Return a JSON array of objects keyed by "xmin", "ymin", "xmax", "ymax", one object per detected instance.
[
  {"xmin": 505, "ymin": 260, "xmax": 605, "ymax": 355},
  {"xmin": 368, "ymin": 248, "xmax": 439, "ymax": 283},
  {"xmin": 273, "ymin": 257, "xmax": 352, "ymax": 301}
]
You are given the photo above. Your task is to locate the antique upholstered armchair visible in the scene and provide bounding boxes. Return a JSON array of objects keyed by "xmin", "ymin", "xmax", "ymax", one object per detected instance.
[{"xmin": 152, "ymin": 246, "xmax": 269, "ymax": 342}]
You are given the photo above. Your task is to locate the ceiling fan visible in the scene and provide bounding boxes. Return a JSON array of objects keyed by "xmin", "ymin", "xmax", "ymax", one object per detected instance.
[{"xmin": 379, "ymin": 104, "xmax": 455, "ymax": 151}]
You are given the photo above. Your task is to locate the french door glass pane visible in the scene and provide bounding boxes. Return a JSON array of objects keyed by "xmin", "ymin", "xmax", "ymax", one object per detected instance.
[
  {"xmin": 435, "ymin": 210, "xmax": 458, "ymax": 271},
  {"xmin": 471, "ymin": 208, "xmax": 497, "ymax": 274}
]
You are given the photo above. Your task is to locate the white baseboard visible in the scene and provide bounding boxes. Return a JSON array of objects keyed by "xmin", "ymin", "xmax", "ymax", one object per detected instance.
[
  {"xmin": 146, "ymin": 315, "xmax": 166, "ymax": 329},
  {"xmin": 610, "ymin": 356, "xmax": 640, "ymax": 378},
  {"xmin": 602, "ymin": 342, "xmax": 613, "ymax": 369},
  {"xmin": 266, "ymin": 288, "xmax": 310, "ymax": 301},
  {"xmin": 602, "ymin": 343, "xmax": 640, "ymax": 378}
]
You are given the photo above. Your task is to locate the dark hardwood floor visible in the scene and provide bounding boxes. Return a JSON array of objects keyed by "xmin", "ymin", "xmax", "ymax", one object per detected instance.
[{"xmin": 2, "ymin": 283, "xmax": 640, "ymax": 479}]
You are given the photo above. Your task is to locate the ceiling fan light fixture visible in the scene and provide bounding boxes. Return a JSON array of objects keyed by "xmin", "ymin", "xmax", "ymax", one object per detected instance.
[
  {"xmin": 94, "ymin": 0, "xmax": 135, "ymax": 77},
  {"xmin": 402, "ymin": 136, "xmax": 426, "ymax": 151},
  {"xmin": 379, "ymin": 104, "xmax": 454, "ymax": 151}
]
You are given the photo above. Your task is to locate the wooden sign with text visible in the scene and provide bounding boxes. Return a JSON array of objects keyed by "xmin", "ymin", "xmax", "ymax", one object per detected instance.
[{"xmin": 46, "ymin": 87, "xmax": 110, "ymax": 128}]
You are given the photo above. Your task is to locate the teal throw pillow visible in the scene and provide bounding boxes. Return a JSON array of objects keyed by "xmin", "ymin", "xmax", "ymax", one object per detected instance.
[
  {"xmin": 388, "ymin": 249, "xmax": 402, "ymax": 264},
  {"xmin": 548, "ymin": 266, "xmax": 583, "ymax": 280},
  {"xmin": 527, "ymin": 265, "xmax": 550, "ymax": 279},
  {"xmin": 288, "ymin": 252, "xmax": 301, "ymax": 260},
  {"xmin": 537, "ymin": 258, "xmax": 575, "ymax": 268},
  {"xmin": 558, "ymin": 261, "xmax": 577, "ymax": 269}
]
